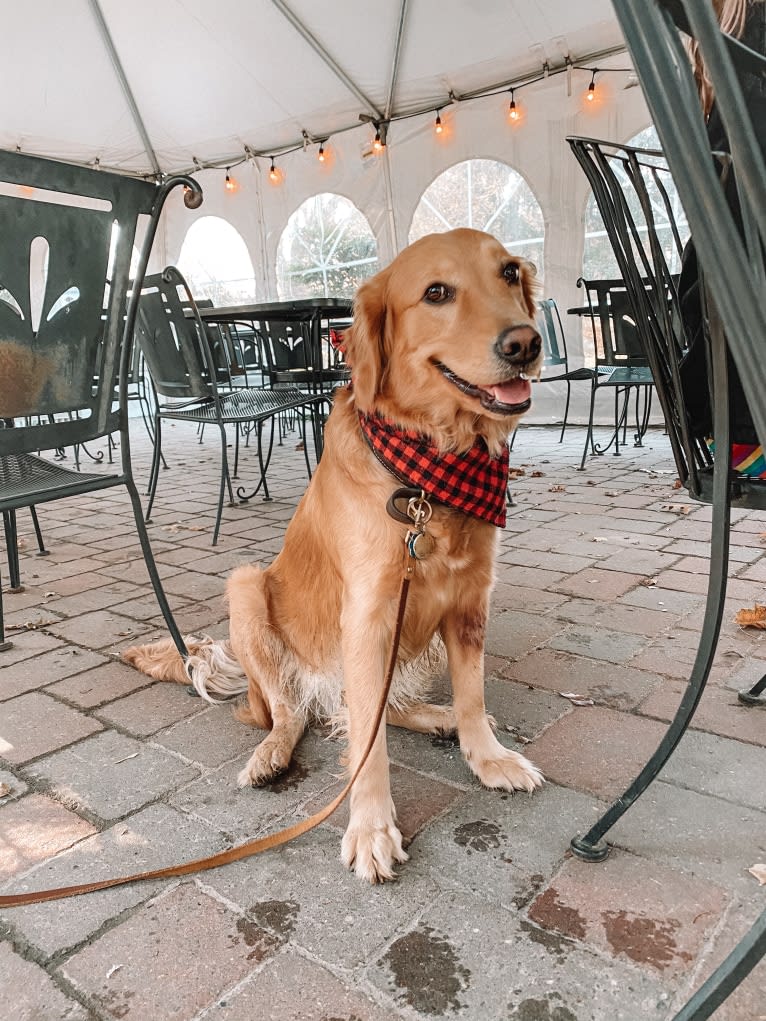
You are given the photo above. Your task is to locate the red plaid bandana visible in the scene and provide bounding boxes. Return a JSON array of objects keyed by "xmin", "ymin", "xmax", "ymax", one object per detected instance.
[{"xmin": 359, "ymin": 411, "xmax": 509, "ymax": 527}]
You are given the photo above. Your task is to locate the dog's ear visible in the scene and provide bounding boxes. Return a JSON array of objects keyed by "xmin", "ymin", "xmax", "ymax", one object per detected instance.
[
  {"xmin": 343, "ymin": 268, "xmax": 390, "ymax": 410},
  {"xmin": 520, "ymin": 260, "xmax": 542, "ymax": 320}
]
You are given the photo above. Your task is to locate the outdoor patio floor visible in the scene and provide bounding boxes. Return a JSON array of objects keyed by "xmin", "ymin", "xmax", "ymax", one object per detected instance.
[{"xmin": 1, "ymin": 417, "xmax": 765, "ymax": 1020}]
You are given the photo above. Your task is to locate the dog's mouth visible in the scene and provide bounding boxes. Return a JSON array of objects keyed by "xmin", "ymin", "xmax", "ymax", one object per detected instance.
[{"xmin": 435, "ymin": 362, "xmax": 532, "ymax": 415}]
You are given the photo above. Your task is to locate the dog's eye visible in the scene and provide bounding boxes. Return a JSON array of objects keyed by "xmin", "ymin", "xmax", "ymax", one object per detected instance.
[
  {"xmin": 423, "ymin": 283, "xmax": 453, "ymax": 304},
  {"xmin": 503, "ymin": 262, "xmax": 520, "ymax": 285}
]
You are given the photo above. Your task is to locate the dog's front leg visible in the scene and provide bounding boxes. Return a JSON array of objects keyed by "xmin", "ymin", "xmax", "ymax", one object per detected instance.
[
  {"xmin": 442, "ymin": 606, "xmax": 544, "ymax": 792},
  {"xmin": 339, "ymin": 591, "xmax": 407, "ymax": 883}
]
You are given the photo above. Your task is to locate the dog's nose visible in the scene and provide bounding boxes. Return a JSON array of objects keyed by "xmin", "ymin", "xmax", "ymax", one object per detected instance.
[{"xmin": 494, "ymin": 325, "xmax": 541, "ymax": 365}]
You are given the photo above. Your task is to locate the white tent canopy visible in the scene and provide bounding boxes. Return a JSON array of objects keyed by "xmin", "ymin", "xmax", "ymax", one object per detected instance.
[{"xmin": 4, "ymin": 0, "xmax": 652, "ymax": 360}]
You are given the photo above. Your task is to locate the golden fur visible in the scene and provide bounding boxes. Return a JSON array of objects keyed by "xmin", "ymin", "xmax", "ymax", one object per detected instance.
[{"xmin": 123, "ymin": 228, "xmax": 545, "ymax": 882}]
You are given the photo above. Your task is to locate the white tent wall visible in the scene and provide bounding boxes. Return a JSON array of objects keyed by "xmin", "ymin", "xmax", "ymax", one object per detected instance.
[{"xmin": 159, "ymin": 58, "xmax": 651, "ymax": 427}]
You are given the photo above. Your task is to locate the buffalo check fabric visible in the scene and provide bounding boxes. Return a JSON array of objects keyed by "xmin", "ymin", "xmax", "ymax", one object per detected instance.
[{"xmin": 359, "ymin": 411, "xmax": 509, "ymax": 527}]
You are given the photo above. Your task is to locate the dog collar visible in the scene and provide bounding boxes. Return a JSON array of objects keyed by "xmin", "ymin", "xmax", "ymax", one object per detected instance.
[{"xmin": 358, "ymin": 411, "xmax": 509, "ymax": 527}]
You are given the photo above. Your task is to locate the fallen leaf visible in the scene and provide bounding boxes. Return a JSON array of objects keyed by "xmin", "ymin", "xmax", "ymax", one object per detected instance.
[
  {"xmin": 530, "ymin": 471, "xmax": 545, "ymax": 478},
  {"xmin": 672, "ymin": 479, "xmax": 683, "ymax": 490},
  {"xmin": 508, "ymin": 468, "xmax": 526, "ymax": 479},
  {"xmin": 735, "ymin": 604, "xmax": 766, "ymax": 630},
  {"xmin": 548, "ymin": 484, "xmax": 565, "ymax": 493},
  {"xmin": 0, "ymin": 783, "xmax": 12, "ymax": 798},
  {"xmin": 559, "ymin": 692, "xmax": 595, "ymax": 706},
  {"xmin": 748, "ymin": 864, "xmax": 766, "ymax": 885},
  {"xmin": 7, "ymin": 618, "xmax": 58, "ymax": 632},
  {"xmin": 661, "ymin": 503, "xmax": 691, "ymax": 514},
  {"xmin": 759, "ymin": 532, "xmax": 766, "ymax": 544},
  {"xmin": 641, "ymin": 577, "xmax": 659, "ymax": 587}
]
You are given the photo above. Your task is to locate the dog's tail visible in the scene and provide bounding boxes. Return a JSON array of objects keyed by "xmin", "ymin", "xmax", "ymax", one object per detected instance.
[{"xmin": 121, "ymin": 635, "xmax": 249, "ymax": 705}]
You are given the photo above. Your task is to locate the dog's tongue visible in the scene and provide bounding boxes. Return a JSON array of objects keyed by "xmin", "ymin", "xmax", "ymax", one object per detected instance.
[{"xmin": 484, "ymin": 377, "xmax": 531, "ymax": 406}]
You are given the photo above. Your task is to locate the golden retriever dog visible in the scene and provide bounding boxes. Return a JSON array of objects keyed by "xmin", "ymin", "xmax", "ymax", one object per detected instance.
[{"xmin": 123, "ymin": 228, "xmax": 545, "ymax": 883}]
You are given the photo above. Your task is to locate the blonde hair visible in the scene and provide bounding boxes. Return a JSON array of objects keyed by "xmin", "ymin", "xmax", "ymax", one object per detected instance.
[{"xmin": 689, "ymin": 0, "xmax": 751, "ymax": 115}]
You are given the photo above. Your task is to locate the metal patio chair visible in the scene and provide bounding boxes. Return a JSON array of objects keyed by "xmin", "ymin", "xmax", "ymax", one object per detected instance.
[
  {"xmin": 0, "ymin": 149, "xmax": 200, "ymax": 654},
  {"xmin": 565, "ymin": 0, "xmax": 766, "ymax": 1012},
  {"xmin": 135, "ymin": 267, "xmax": 327, "ymax": 546},
  {"xmin": 509, "ymin": 297, "xmax": 594, "ymax": 451},
  {"xmin": 575, "ymin": 276, "xmax": 655, "ymax": 470}
]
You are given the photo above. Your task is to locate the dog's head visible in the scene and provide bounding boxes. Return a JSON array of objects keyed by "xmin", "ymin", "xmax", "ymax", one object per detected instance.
[{"xmin": 343, "ymin": 228, "xmax": 542, "ymax": 454}]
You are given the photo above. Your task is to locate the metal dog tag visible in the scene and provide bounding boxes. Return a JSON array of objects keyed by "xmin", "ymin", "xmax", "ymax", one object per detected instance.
[{"xmin": 407, "ymin": 528, "xmax": 436, "ymax": 560}]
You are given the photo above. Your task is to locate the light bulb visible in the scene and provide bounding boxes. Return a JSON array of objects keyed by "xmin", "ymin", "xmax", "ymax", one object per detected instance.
[
  {"xmin": 373, "ymin": 130, "xmax": 384, "ymax": 152},
  {"xmin": 224, "ymin": 171, "xmax": 237, "ymax": 193},
  {"xmin": 434, "ymin": 113, "xmax": 443, "ymax": 134},
  {"xmin": 269, "ymin": 160, "xmax": 278, "ymax": 182},
  {"xmin": 587, "ymin": 76, "xmax": 596, "ymax": 102},
  {"xmin": 318, "ymin": 144, "xmax": 325, "ymax": 162},
  {"xmin": 509, "ymin": 99, "xmax": 519, "ymax": 121}
]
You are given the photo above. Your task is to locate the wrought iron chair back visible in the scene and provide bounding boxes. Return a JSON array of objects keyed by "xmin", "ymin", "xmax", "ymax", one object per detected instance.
[
  {"xmin": 135, "ymin": 267, "xmax": 327, "ymax": 545},
  {"xmin": 0, "ymin": 148, "xmax": 200, "ymax": 651}
]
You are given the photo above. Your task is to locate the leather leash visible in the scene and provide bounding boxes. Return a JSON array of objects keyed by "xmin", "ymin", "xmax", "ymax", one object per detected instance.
[{"xmin": 0, "ymin": 494, "xmax": 431, "ymax": 908}]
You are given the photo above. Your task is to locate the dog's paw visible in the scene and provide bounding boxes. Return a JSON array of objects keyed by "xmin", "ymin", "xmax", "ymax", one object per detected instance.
[
  {"xmin": 341, "ymin": 820, "xmax": 408, "ymax": 883},
  {"xmin": 470, "ymin": 747, "xmax": 544, "ymax": 793},
  {"xmin": 237, "ymin": 741, "xmax": 292, "ymax": 788}
]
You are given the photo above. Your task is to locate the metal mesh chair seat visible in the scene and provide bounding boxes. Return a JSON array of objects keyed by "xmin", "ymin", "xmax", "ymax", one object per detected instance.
[
  {"xmin": 0, "ymin": 453, "xmax": 119, "ymax": 511},
  {"xmin": 158, "ymin": 387, "xmax": 322, "ymax": 425}
]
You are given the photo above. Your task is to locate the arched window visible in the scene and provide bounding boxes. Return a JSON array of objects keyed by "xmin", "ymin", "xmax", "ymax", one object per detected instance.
[
  {"xmin": 582, "ymin": 126, "xmax": 690, "ymax": 278},
  {"xmin": 177, "ymin": 216, "xmax": 256, "ymax": 305},
  {"xmin": 277, "ymin": 193, "xmax": 378, "ymax": 299},
  {"xmin": 409, "ymin": 159, "xmax": 545, "ymax": 276}
]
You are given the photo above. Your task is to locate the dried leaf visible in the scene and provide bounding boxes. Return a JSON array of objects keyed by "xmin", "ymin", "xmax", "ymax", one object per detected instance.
[
  {"xmin": 508, "ymin": 468, "xmax": 526, "ymax": 479},
  {"xmin": 641, "ymin": 577, "xmax": 659, "ymax": 588},
  {"xmin": 0, "ymin": 783, "xmax": 12, "ymax": 798},
  {"xmin": 559, "ymin": 692, "xmax": 595, "ymax": 707},
  {"xmin": 7, "ymin": 618, "xmax": 58, "ymax": 632},
  {"xmin": 672, "ymin": 479, "xmax": 683, "ymax": 490},
  {"xmin": 759, "ymin": 532, "xmax": 766, "ymax": 544},
  {"xmin": 548, "ymin": 485, "xmax": 566, "ymax": 493},
  {"xmin": 748, "ymin": 864, "xmax": 766, "ymax": 885},
  {"xmin": 735, "ymin": 604, "xmax": 766, "ymax": 630},
  {"xmin": 661, "ymin": 503, "xmax": 691, "ymax": 515},
  {"xmin": 530, "ymin": 470, "xmax": 545, "ymax": 478}
]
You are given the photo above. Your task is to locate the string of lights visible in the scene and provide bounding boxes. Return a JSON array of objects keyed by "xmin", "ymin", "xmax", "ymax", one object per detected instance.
[{"xmin": 185, "ymin": 56, "xmax": 634, "ymax": 193}]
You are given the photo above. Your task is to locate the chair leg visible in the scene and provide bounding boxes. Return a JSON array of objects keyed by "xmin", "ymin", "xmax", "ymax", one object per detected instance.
[
  {"xmin": 570, "ymin": 448, "xmax": 733, "ymax": 862},
  {"xmin": 30, "ymin": 506, "xmax": 49, "ymax": 556},
  {"xmin": 738, "ymin": 671, "xmax": 766, "ymax": 706},
  {"xmin": 670, "ymin": 909, "xmax": 766, "ymax": 1021},
  {"xmin": 145, "ymin": 415, "xmax": 163, "ymax": 517},
  {"xmin": 124, "ymin": 476, "xmax": 188, "ymax": 662},
  {"xmin": 559, "ymin": 381, "xmax": 572, "ymax": 443},
  {"xmin": 0, "ymin": 562, "xmax": 10, "ymax": 651},
  {"xmin": 509, "ymin": 427, "xmax": 518, "ymax": 451},
  {"xmin": 212, "ymin": 423, "xmax": 235, "ymax": 548},
  {"xmin": 3, "ymin": 511, "xmax": 22, "ymax": 592},
  {"xmin": 579, "ymin": 384, "xmax": 598, "ymax": 470}
]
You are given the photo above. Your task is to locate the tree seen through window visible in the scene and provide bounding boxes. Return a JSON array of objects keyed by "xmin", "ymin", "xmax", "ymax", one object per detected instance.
[
  {"xmin": 277, "ymin": 194, "xmax": 378, "ymax": 299},
  {"xmin": 409, "ymin": 159, "xmax": 545, "ymax": 279}
]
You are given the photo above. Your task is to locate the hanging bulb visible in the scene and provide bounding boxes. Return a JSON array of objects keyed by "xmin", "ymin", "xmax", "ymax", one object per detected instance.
[
  {"xmin": 373, "ymin": 128, "xmax": 384, "ymax": 153},
  {"xmin": 224, "ymin": 169, "xmax": 237, "ymax": 193},
  {"xmin": 269, "ymin": 158, "xmax": 279, "ymax": 182},
  {"xmin": 586, "ymin": 72, "xmax": 597, "ymax": 102},
  {"xmin": 318, "ymin": 143, "xmax": 326, "ymax": 162},
  {"xmin": 434, "ymin": 111, "xmax": 443, "ymax": 135},
  {"xmin": 508, "ymin": 90, "xmax": 519, "ymax": 122}
]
